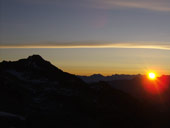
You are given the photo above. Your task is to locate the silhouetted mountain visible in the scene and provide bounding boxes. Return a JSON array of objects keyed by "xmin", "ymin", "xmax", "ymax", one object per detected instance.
[
  {"xmin": 78, "ymin": 74, "xmax": 139, "ymax": 83},
  {"xmin": 0, "ymin": 55, "xmax": 170, "ymax": 128},
  {"xmin": 0, "ymin": 55, "xmax": 83, "ymax": 84}
]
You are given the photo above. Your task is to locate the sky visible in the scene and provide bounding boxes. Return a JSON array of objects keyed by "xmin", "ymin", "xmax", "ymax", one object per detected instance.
[{"xmin": 0, "ymin": 0, "xmax": 170, "ymax": 75}]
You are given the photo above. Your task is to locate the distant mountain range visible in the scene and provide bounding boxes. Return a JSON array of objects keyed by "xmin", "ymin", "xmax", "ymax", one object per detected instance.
[
  {"xmin": 78, "ymin": 74, "xmax": 141, "ymax": 83},
  {"xmin": 0, "ymin": 55, "xmax": 170, "ymax": 128}
]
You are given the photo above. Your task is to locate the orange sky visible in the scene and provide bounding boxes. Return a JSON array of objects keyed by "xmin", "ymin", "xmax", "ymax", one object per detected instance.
[{"xmin": 0, "ymin": 48, "xmax": 169, "ymax": 76}]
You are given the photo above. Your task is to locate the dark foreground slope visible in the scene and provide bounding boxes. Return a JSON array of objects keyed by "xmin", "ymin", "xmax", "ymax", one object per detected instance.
[{"xmin": 0, "ymin": 55, "xmax": 170, "ymax": 128}]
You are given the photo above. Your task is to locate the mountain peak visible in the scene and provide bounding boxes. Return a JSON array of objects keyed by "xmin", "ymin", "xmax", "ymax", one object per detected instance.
[
  {"xmin": 27, "ymin": 55, "xmax": 44, "ymax": 62},
  {"xmin": 25, "ymin": 55, "xmax": 56, "ymax": 70},
  {"xmin": 0, "ymin": 55, "xmax": 54, "ymax": 71}
]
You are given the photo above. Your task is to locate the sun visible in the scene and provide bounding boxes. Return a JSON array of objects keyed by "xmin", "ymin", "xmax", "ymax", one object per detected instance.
[{"xmin": 148, "ymin": 72, "xmax": 156, "ymax": 80}]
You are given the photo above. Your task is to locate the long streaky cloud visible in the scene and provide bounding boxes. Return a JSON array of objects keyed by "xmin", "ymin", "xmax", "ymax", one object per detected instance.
[{"xmin": 1, "ymin": 42, "xmax": 170, "ymax": 50}]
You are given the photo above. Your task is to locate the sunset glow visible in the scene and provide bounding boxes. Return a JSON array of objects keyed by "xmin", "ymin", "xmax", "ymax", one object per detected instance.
[
  {"xmin": 1, "ymin": 0, "xmax": 170, "ymax": 127},
  {"xmin": 1, "ymin": 0, "xmax": 170, "ymax": 76},
  {"xmin": 148, "ymin": 72, "xmax": 156, "ymax": 80}
]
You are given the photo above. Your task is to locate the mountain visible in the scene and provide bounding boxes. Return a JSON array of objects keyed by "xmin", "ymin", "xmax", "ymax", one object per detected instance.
[
  {"xmin": 0, "ymin": 55, "xmax": 170, "ymax": 128},
  {"xmin": 78, "ymin": 74, "xmax": 139, "ymax": 83},
  {"xmin": 0, "ymin": 55, "xmax": 83, "ymax": 84}
]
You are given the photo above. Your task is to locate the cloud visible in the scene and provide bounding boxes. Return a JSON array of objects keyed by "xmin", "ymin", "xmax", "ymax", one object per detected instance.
[
  {"xmin": 90, "ymin": 0, "xmax": 170, "ymax": 12},
  {"xmin": 1, "ymin": 41, "xmax": 170, "ymax": 50},
  {"xmin": 3, "ymin": 0, "xmax": 170, "ymax": 12}
]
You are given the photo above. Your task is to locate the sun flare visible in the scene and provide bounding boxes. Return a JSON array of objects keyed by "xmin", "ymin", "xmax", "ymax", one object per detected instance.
[{"xmin": 148, "ymin": 72, "xmax": 156, "ymax": 80}]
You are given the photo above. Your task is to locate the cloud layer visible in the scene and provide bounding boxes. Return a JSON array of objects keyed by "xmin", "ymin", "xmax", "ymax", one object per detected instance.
[{"xmin": 1, "ymin": 41, "xmax": 170, "ymax": 50}]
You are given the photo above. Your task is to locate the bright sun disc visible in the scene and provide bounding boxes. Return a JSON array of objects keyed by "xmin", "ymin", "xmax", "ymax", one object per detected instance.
[{"xmin": 148, "ymin": 72, "xmax": 156, "ymax": 80}]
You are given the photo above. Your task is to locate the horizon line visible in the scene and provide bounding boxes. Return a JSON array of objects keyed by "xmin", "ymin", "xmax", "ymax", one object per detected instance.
[{"xmin": 76, "ymin": 74, "xmax": 170, "ymax": 77}]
